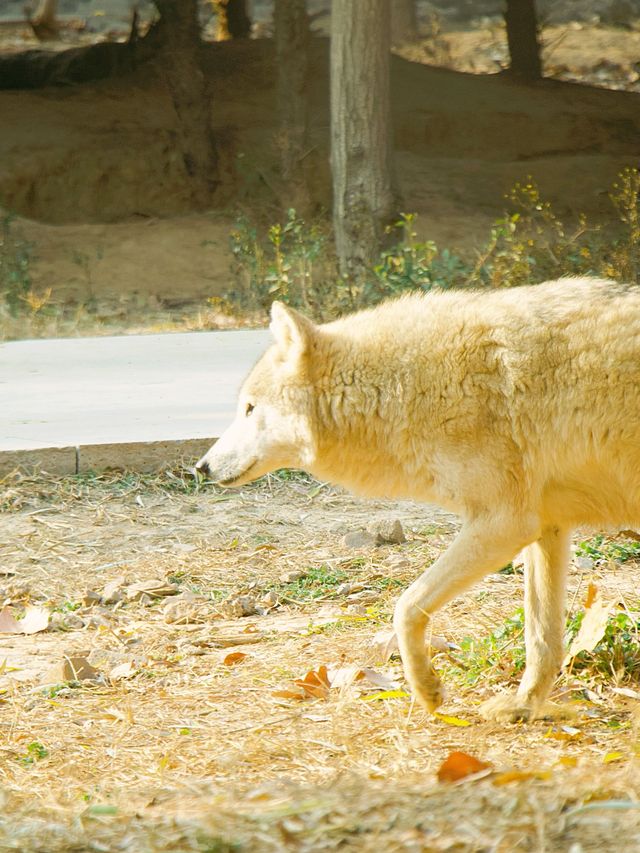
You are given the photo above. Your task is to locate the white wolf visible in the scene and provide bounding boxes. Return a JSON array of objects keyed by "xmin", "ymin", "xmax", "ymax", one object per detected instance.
[{"xmin": 197, "ymin": 277, "xmax": 640, "ymax": 721}]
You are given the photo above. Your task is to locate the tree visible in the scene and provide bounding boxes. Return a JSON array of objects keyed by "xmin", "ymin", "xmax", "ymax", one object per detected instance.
[
  {"xmin": 274, "ymin": 0, "xmax": 311, "ymax": 213},
  {"xmin": 213, "ymin": 0, "xmax": 252, "ymax": 40},
  {"xmin": 28, "ymin": 0, "xmax": 59, "ymax": 40},
  {"xmin": 331, "ymin": 0, "xmax": 397, "ymax": 281},
  {"xmin": 504, "ymin": 0, "xmax": 542, "ymax": 80},
  {"xmin": 391, "ymin": 0, "xmax": 418, "ymax": 46},
  {"xmin": 154, "ymin": 0, "xmax": 220, "ymax": 208}
]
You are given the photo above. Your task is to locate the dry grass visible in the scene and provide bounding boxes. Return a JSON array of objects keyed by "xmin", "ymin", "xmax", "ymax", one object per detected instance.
[{"xmin": 1, "ymin": 470, "xmax": 639, "ymax": 851}]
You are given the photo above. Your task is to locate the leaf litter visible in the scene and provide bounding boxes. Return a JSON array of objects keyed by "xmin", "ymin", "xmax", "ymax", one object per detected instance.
[{"xmin": 1, "ymin": 470, "xmax": 640, "ymax": 850}]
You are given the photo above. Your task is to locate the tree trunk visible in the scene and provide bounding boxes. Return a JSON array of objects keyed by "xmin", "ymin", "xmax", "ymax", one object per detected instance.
[
  {"xmin": 154, "ymin": 0, "xmax": 219, "ymax": 208},
  {"xmin": 30, "ymin": 0, "xmax": 59, "ymax": 40},
  {"xmin": 274, "ymin": 0, "xmax": 311, "ymax": 214},
  {"xmin": 331, "ymin": 0, "xmax": 397, "ymax": 282},
  {"xmin": 504, "ymin": 0, "xmax": 542, "ymax": 80},
  {"xmin": 213, "ymin": 0, "xmax": 252, "ymax": 40},
  {"xmin": 391, "ymin": 0, "xmax": 418, "ymax": 46}
]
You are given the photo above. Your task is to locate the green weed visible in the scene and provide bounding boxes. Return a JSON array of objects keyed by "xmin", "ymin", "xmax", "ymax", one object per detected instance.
[
  {"xmin": 275, "ymin": 564, "xmax": 349, "ymax": 601},
  {"xmin": 0, "ymin": 213, "xmax": 34, "ymax": 317},
  {"xmin": 225, "ymin": 169, "xmax": 640, "ymax": 320},
  {"xmin": 575, "ymin": 534, "xmax": 640, "ymax": 565},
  {"xmin": 444, "ymin": 609, "xmax": 526, "ymax": 688},
  {"xmin": 18, "ymin": 741, "xmax": 49, "ymax": 766}
]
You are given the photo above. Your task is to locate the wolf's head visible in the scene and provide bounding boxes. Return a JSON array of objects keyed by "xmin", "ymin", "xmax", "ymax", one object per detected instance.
[{"xmin": 196, "ymin": 302, "xmax": 319, "ymax": 486}]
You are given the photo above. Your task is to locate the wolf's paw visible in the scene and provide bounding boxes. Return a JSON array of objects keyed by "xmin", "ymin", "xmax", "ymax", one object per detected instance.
[
  {"xmin": 480, "ymin": 694, "xmax": 571, "ymax": 723},
  {"xmin": 412, "ymin": 676, "xmax": 447, "ymax": 714}
]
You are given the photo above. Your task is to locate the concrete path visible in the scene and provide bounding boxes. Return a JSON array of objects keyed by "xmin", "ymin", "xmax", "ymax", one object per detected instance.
[{"xmin": 0, "ymin": 329, "xmax": 271, "ymax": 473}]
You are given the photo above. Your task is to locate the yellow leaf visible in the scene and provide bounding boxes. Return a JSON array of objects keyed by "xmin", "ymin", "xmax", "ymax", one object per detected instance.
[
  {"xmin": 603, "ymin": 751, "xmax": 625, "ymax": 764},
  {"xmin": 493, "ymin": 770, "xmax": 552, "ymax": 786},
  {"xmin": 361, "ymin": 689, "xmax": 409, "ymax": 702},
  {"xmin": 557, "ymin": 755, "xmax": 579, "ymax": 768},
  {"xmin": 433, "ymin": 712, "xmax": 472, "ymax": 727}
]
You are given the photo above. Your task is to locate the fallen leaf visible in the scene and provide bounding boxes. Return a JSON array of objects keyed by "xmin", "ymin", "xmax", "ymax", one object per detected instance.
[
  {"xmin": 611, "ymin": 686, "xmax": 640, "ymax": 700},
  {"xmin": 126, "ymin": 579, "xmax": 179, "ymax": 601},
  {"xmin": 544, "ymin": 725, "xmax": 582, "ymax": 742},
  {"xmin": 433, "ymin": 712, "xmax": 472, "ymax": 727},
  {"xmin": 493, "ymin": 770, "xmax": 552, "ymax": 786},
  {"xmin": 109, "ymin": 661, "xmax": 137, "ymax": 680},
  {"xmin": 294, "ymin": 665, "xmax": 331, "ymax": 699},
  {"xmin": 361, "ymin": 689, "xmax": 410, "ymax": 702},
  {"xmin": 584, "ymin": 581, "xmax": 599, "ymax": 609},
  {"xmin": 437, "ymin": 751, "xmax": 491, "ymax": 783},
  {"xmin": 0, "ymin": 606, "xmax": 50, "ymax": 635},
  {"xmin": 603, "ymin": 751, "xmax": 625, "ymax": 764},
  {"xmin": 557, "ymin": 755, "xmax": 579, "ymax": 768},
  {"xmin": 564, "ymin": 589, "xmax": 614, "ymax": 666},
  {"xmin": 223, "ymin": 652, "xmax": 248, "ymax": 666}
]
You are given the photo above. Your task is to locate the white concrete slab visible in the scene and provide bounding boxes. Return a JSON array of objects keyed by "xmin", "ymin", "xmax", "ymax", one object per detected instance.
[{"xmin": 0, "ymin": 330, "xmax": 271, "ymax": 451}]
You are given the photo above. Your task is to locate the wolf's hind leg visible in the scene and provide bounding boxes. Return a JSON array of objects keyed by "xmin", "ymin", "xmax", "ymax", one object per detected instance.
[
  {"xmin": 393, "ymin": 515, "xmax": 537, "ymax": 714},
  {"xmin": 481, "ymin": 525, "xmax": 570, "ymax": 722}
]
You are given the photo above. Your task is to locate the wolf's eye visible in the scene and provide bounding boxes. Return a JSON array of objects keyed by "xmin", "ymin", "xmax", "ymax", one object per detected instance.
[{"xmin": 245, "ymin": 402, "xmax": 255, "ymax": 417}]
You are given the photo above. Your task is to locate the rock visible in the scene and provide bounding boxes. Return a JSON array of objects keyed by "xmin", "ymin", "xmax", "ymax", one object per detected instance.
[
  {"xmin": 335, "ymin": 582, "xmax": 353, "ymax": 596},
  {"xmin": 575, "ymin": 556, "xmax": 595, "ymax": 570},
  {"xmin": 101, "ymin": 577, "xmax": 126, "ymax": 605},
  {"xmin": 367, "ymin": 519, "xmax": 406, "ymax": 545},
  {"xmin": 43, "ymin": 655, "xmax": 101, "ymax": 684},
  {"xmin": 280, "ymin": 570, "xmax": 307, "ymax": 583},
  {"xmin": 342, "ymin": 530, "xmax": 377, "ymax": 549},
  {"xmin": 221, "ymin": 595, "xmax": 259, "ymax": 618},
  {"xmin": 163, "ymin": 592, "xmax": 208, "ymax": 624},
  {"xmin": 82, "ymin": 590, "xmax": 102, "ymax": 608},
  {"xmin": 49, "ymin": 612, "xmax": 85, "ymax": 631},
  {"xmin": 261, "ymin": 590, "xmax": 279, "ymax": 608}
]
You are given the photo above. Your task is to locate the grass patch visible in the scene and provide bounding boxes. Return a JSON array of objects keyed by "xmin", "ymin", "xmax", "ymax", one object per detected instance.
[{"xmin": 275, "ymin": 564, "xmax": 349, "ymax": 601}]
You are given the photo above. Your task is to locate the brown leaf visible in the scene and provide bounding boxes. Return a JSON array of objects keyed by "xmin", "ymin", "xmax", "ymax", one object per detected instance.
[
  {"xmin": 223, "ymin": 652, "xmax": 248, "ymax": 666},
  {"xmin": 294, "ymin": 665, "xmax": 331, "ymax": 699},
  {"xmin": 437, "ymin": 751, "xmax": 491, "ymax": 783},
  {"xmin": 584, "ymin": 581, "xmax": 599, "ymax": 610}
]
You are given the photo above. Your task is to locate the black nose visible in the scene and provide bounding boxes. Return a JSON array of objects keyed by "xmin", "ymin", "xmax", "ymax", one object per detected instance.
[{"xmin": 195, "ymin": 460, "xmax": 210, "ymax": 478}]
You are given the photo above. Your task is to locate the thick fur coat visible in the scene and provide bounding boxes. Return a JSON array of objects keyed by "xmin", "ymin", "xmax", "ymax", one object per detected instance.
[{"xmin": 197, "ymin": 277, "xmax": 640, "ymax": 720}]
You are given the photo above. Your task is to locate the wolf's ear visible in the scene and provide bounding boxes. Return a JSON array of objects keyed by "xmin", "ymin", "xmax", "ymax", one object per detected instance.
[{"xmin": 270, "ymin": 302, "xmax": 315, "ymax": 361}]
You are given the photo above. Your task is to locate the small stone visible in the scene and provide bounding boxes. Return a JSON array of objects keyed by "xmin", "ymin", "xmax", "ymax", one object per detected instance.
[
  {"xmin": 280, "ymin": 570, "xmax": 307, "ymax": 583},
  {"xmin": 574, "ymin": 556, "xmax": 595, "ymax": 570},
  {"xmin": 221, "ymin": 595, "xmax": 259, "ymax": 617},
  {"xmin": 43, "ymin": 655, "xmax": 101, "ymax": 684},
  {"xmin": 82, "ymin": 590, "xmax": 102, "ymax": 608},
  {"xmin": 342, "ymin": 530, "xmax": 377, "ymax": 549},
  {"xmin": 335, "ymin": 582, "xmax": 353, "ymax": 596},
  {"xmin": 101, "ymin": 577, "xmax": 126, "ymax": 605},
  {"xmin": 261, "ymin": 591, "xmax": 279, "ymax": 608},
  {"xmin": 367, "ymin": 519, "xmax": 406, "ymax": 545},
  {"xmin": 346, "ymin": 604, "xmax": 367, "ymax": 616}
]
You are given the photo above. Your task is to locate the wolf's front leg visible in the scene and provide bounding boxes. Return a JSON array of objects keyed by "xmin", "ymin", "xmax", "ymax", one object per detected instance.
[
  {"xmin": 394, "ymin": 515, "xmax": 537, "ymax": 714},
  {"xmin": 481, "ymin": 526, "xmax": 570, "ymax": 722}
]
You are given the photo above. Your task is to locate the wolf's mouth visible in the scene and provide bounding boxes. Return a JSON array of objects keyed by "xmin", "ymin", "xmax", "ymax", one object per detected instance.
[{"xmin": 217, "ymin": 460, "xmax": 257, "ymax": 487}]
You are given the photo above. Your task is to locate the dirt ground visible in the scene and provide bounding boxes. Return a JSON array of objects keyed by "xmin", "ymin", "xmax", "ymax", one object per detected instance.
[
  {"xmin": 0, "ymin": 470, "xmax": 639, "ymax": 851},
  {"xmin": 2, "ymin": 13, "xmax": 640, "ymax": 336}
]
